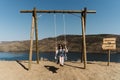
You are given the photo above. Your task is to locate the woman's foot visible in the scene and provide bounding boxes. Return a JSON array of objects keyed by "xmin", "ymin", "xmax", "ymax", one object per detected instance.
[{"xmin": 60, "ymin": 64, "xmax": 64, "ymax": 67}]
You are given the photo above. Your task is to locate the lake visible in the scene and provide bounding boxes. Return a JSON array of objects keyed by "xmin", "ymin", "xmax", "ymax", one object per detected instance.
[{"xmin": 0, "ymin": 52, "xmax": 120, "ymax": 62}]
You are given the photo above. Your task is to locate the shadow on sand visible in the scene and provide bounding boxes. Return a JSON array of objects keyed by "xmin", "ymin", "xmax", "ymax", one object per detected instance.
[
  {"xmin": 44, "ymin": 65, "xmax": 59, "ymax": 73},
  {"xmin": 16, "ymin": 60, "xmax": 28, "ymax": 71}
]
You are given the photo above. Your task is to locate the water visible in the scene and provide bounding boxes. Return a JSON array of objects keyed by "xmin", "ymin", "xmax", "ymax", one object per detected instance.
[
  {"xmin": 0, "ymin": 52, "xmax": 29, "ymax": 61},
  {"xmin": 0, "ymin": 52, "xmax": 120, "ymax": 62}
]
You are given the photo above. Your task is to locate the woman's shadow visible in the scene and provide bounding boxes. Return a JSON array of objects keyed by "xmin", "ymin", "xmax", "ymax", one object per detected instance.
[{"xmin": 44, "ymin": 65, "xmax": 59, "ymax": 73}]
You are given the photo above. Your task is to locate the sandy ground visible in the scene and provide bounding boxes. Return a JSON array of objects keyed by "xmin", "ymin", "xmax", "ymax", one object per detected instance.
[{"xmin": 0, "ymin": 61, "xmax": 120, "ymax": 80}]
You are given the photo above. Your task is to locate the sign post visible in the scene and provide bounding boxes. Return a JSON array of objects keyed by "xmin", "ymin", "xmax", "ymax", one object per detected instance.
[{"xmin": 102, "ymin": 38, "xmax": 116, "ymax": 66}]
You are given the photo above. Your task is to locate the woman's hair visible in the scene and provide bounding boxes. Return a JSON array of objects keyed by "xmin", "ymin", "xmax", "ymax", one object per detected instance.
[{"xmin": 58, "ymin": 44, "xmax": 64, "ymax": 49}]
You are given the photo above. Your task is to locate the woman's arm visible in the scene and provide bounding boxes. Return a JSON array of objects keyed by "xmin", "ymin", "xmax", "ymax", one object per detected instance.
[{"xmin": 65, "ymin": 46, "xmax": 68, "ymax": 53}]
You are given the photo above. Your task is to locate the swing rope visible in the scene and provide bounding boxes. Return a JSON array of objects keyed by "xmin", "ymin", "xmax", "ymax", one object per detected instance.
[
  {"xmin": 54, "ymin": 14, "xmax": 67, "ymax": 47},
  {"xmin": 63, "ymin": 14, "xmax": 68, "ymax": 60},
  {"xmin": 63, "ymin": 14, "xmax": 67, "ymax": 47},
  {"xmin": 54, "ymin": 14, "xmax": 68, "ymax": 61},
  {"xmin": 54, "ymin": 14, "xmax": 57, "ymax": 48}
]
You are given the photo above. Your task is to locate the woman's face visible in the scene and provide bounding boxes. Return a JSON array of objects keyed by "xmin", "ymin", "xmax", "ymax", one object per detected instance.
[
  {"xmin": 59, "ymin": 45, "xmax": 63, "ymax": 49},
  {"xmin": 60, "ymin": 46, "xmax": 62, "ymax": 49}
]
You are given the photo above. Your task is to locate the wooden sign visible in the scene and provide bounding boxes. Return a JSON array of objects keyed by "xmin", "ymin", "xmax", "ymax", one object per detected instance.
[{"xmin": 102, "ymin": 38, "xmax": 116, "ymax": 50}]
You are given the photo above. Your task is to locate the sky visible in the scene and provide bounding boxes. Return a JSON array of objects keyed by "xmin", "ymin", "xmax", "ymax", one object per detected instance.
[{"xmin": 0, "ymin": 0, "xmax": 120, "ymax": 41}]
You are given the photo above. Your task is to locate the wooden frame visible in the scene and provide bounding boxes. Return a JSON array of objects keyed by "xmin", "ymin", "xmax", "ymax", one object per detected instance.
[{"xmin": 20, "ymin": 7, "xmax": 96, "ymax": 70}]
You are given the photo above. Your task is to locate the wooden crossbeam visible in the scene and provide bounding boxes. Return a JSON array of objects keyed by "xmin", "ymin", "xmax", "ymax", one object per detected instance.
[{"xmin": 20, "ymin": 10, "xmax": 96, "ymax": 13}]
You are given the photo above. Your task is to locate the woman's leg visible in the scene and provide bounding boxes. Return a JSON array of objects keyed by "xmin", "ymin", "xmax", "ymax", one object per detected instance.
[
  {"xmin": 59, "ymin": 56, "xmax": 62, "ymax": 65},
  {"xmin": 61, "ymin": 57, "xmax": 64, "ymax": 65},
  {"xmin": 59, "ymin": 56, "xmax": 64, "ymax": 66}
]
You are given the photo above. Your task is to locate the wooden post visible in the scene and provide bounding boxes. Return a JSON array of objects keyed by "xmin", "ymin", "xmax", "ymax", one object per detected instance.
[
  {"xmin": 34, "ymin": 8, "xmax": 39, "ymax": 64},
  {"xmin": 29, "ymin": 13, "xmax": 35, "ymax": 70},
  {"xmin": 81, "ymin": 8, "xmax": 87, "ymax": 69},
  {"xmin": 81, "ymin": 40, "xmax": 84, "ymax": 63},
  {"xmin": 81, "ymin": 8, "xmax": 87, "ymax": 63},
  {"xmin": 107, "ymin": 50, "xmax": 111, "ymax": 66},
  {"xmin": 84, "ymin": 8, "xmax": 87, "ymax": 32},
  {"xmin": 81, "ymin": 43, "xmax": 83, "ymax": 63}
]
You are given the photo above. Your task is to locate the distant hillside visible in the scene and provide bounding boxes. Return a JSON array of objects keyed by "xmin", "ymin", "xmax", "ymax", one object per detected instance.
[{"xmin": 0, "ymin": 34, "xmax": 120, "ymax": 53}]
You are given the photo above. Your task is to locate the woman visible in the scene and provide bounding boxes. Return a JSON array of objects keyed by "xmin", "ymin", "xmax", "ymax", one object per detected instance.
[{"xmin": 55, "ymin": 44, "xmax": 68, "ymax": 66}]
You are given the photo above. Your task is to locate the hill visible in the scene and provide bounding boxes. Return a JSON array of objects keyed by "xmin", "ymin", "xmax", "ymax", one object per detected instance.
[{"xmin": 0, "ymin": 34, "xmax": 120, "ymax": 53}]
